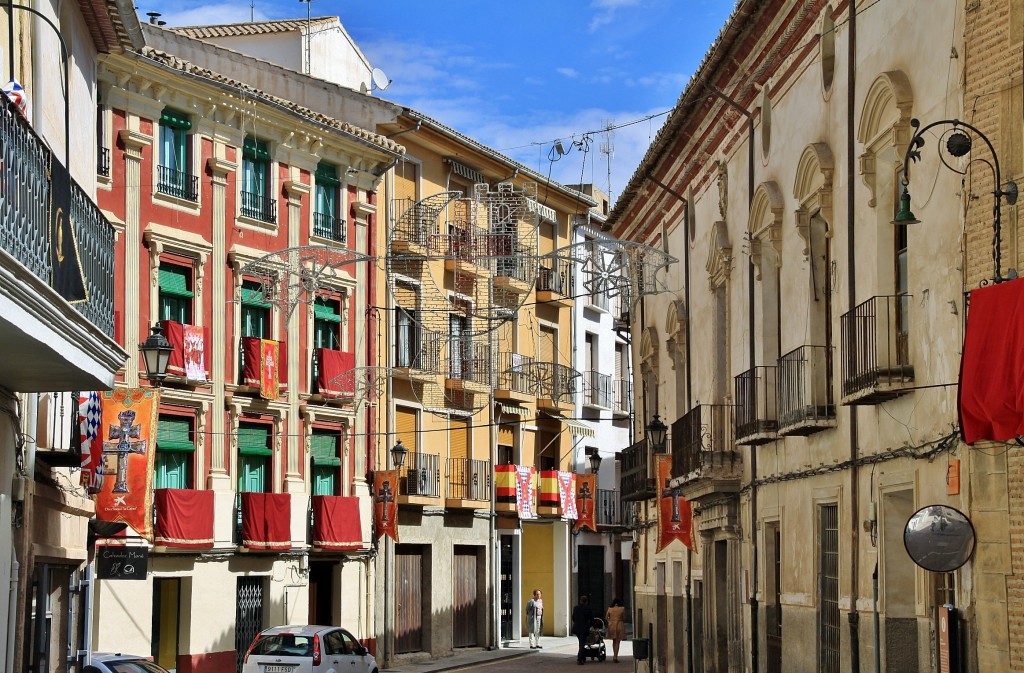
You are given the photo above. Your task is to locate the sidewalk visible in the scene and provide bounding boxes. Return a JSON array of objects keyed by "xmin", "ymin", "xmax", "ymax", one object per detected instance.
[{"xmin": 384, "ymin": 635, "xmax": 635, "ymax": 673}]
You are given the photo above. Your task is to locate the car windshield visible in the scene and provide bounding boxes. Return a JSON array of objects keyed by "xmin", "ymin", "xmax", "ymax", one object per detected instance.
[
  {"xmin": 104, "ymin": 661, "xmax": 170, "ymax": 673},
  {"xmin": 250, "ymin": 634, "xmax": 315, "ymax": 657}
]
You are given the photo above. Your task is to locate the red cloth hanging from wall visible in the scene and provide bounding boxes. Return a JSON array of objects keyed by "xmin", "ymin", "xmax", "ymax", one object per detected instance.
[
  {"xmin": 241, "ymin": 337, "xmax": 286, "ymax": 396},
  {"xmin": 153, "ymin": 488, "xmax": 214, "ymax": 549},
  {"xmin": 959, "ymin": 279, "xmax": 1024, "ymax": 443},
  {"xmin": 240, "ymin": 492, "xmax": 291, "ymax": 551},
  {"xmin": 311, "ymin": 495, "xmax": 362, "ymax": 550},
  {"xmin": 317, "ymin": 349, "xmax": 356, "ymax": 396}
]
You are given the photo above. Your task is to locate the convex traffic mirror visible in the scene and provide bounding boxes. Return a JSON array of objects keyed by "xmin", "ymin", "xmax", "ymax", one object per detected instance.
[{"xmin": 903, "ymin": 504, "xmax": 975, "ymax": 572}]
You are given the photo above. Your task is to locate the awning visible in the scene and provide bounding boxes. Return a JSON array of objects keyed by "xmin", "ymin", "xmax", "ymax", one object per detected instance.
[
  {"xmin": 497, "ymin": 403, "xmax": 530, "ymax": 417},
  {"xmin": 445, "ymin": 158, "xmax": 484, "ymax": 185},
  {"xmin": 540, "ymin": 413, "xmax": 596, "ymax": 437}
]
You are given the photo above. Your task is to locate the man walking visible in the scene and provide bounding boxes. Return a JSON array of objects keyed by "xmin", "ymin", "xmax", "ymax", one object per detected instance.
[
  {"xmin": 572, "ymin": 595, "xmax": 594, "ymax": 664},
  {"xmin": 525, "ymin": 589, "xmax": 544, "ymax": 649}
]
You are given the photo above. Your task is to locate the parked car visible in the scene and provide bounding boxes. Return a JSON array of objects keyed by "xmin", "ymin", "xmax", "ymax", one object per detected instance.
[
  {"xmin": 242, "ymin": 625, "xmax": 378, "ymax": 673},
  {"xmin": 84, "ymin": 653, "xmax": 172, "ymax": 673}
]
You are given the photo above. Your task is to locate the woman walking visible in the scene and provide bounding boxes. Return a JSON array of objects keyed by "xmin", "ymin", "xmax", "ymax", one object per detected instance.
[{"xmin": 605, "ymin": 598, "xmax": 626, "ymax": 662}]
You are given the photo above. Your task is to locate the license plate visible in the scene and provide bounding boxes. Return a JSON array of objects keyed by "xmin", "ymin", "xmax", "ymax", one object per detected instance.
[{"xmin": 263, "ymin": 666, "xmax": 294, "ymax": 673}]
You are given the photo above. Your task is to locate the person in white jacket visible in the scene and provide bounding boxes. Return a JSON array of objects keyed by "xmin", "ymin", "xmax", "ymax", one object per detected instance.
[{"xmin": 525, "ymin": 589, "xmax": 544, "ymax": 648}]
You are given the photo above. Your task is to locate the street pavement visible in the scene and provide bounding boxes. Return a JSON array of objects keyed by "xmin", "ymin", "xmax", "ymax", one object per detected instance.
[{"xmin": 384, "ymin": 636, "xmax": 637, "ymax": 673}]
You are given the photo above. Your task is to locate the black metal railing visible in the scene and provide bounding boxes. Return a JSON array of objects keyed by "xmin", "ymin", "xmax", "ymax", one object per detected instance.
[
  {"xmin": 392, "ymin": 196, "xmax": 441, "ymax": 248},
  {"xmin": 778, "ymin": 345, "xmax": 835, "ymax": 431},
  {"xmin": 596, "ymin": 488, "xmax": 620, "ymax": 526},
  {"xmin": 672, "ymin": 404, "xmax": 736, "ymax": 478},
  {"xmin": 447, "ymin": 458, "xmax": 491, "ymax": 500},
  {"xmin": 534, "ymin": 361, "xmax": 579, "ymax": 403},
  {"xmin": 584, "ymin": 370, "xmax": 613, "ymax": 408},
  {"xmin": 313, "ymin": 212, "xmax": 346, "ymax": 244},
  {"xmin": 448, "ymin": 339, "xmax": 492, "ymax": 386},
  {"xmin": 71, "ymin": 179, "xmax": 116, "ymax": 336},
  {"xmin": 401, "ymin": 452, "xmax": 441, "ymax": 497},
  {"xmin": 496, "ymin": 352, "xmax": 536, "ymax": 394},
  {"xmin": 157, "ymin": 165, "xmax": 198, "ymax": 201},
  {"xmin": 613, "ymin": 377, "xmax": 631, "ymax": 414},
  {"xmin": 395, "ymin": 324, "xmax": 442, "ymax": 371},
  {"xmin": 241, "ymin": 190, "xmax": 277, "ymax": 223},
  {"xmin": 620, "ymin": 440, "xmax": 655, "ymax": 501},
  {"xmin": 97, "ymin": 147, "xmax": 110, "ymax": 177},
  {"xmin": 537, "ymin": 260, "xmax": 575, "ymax": 296},
  {"xmin": 840, "ymin": 295, "xmax": 912, "ymax": 400},
  {"xmin": 734, "ymin": 366, "xmax": 779, "ymax": 443}
]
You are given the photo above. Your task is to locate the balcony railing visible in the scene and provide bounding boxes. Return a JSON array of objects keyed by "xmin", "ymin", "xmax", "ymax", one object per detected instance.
[
  {"xmin": 672, "ymin": 404, "xmax": 736, "ymax": 478},
  {"xmin": 840, "ymin": 295, "xmax": 913, "ymax": 404},
  {"xmin": 401, "ymin": 452, "xmax": 441, "ymax": 498},
  {"xmin": 313, "ymin": 212, "xmax": 346, "ymax": 244},
  {"xmin": 613, "ymin": 377, "xmax": 631, "ymax": 414},
  {"xmin": 583, "ymin": 370, "xmax": 613, "ymax": 408},
  {"xmin": 97, "ymin": 147, "xmax": 110, "ymax": 177},
  {"xmin": 1, "ymin": 98, "xmax": 115, "ymax": 336},
  {"xmin": 534, "ymin": 361, "xmax": 579, "ymax": 404},
  {"xmin": 448, "ymin": 339, "xmax": 492, "ymax": 386},
  {"xmin": 778, "ymin": 345, "xmax": 835, "ymax": 434},
  {"xmin": 241, "ymin": 190, "xmax": 277, "ymax": 223},
  {"xmin": 391, "ymin": 197, "xmax": 440, "ymax": 248},
  {"xmin": 495, "ymin": 254, "xmax": 532, "ymax": 283},
  {"xmin": 447, "ymin": 458, "xmax": 491, "ymax": 500},
  {"xmin": 595, "ymin": 488, "xmax": 621, "ymax": 526},
  {"xmin": 620, "ymin": 440, "xmax": 656, "ymax": 501},
  {"xmin": 496, "ymin": 352, "xmax": 536, "ymax": 394},
  {"xmin": 537, "ymin": 260, "xmax": 575, "ymax": 296},
  {"xmin": 157, "ymin": 165, "xmax": 198, "ymax": 202},
  {"xmin": 734, "ymin": 366, "xmax": 778, "ymax": 444},
  {"xmin": 395, "ymin": 325, "xmax": 442, "ymax": 371},
  {"xmin": 586, "ymin": 282, "xmax": 610, "ymax": 311},
  {"xmin": 442, "ymin": 223, "xmax": 488, "ymax": 262}
]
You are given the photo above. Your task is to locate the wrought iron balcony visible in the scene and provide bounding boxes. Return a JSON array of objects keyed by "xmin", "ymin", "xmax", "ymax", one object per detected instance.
[
  {"xmin": 778, "ymin": 345, "xmax": 836, "ymax": 435},
  {"xmin": 400, "ymin": 452, "xmax": 441, "ymax": 498},
  {"xmin": 395, "ymin": 325, "xmax": 442, "ymax": 371},
  {"xmin": 537, "ymin": 260, "xmax": 575, "ymax": 296},
  {"xmin": 241, "ymin": 190, "xmax": 277, "ymax": 223},
  {"xmin": 672, "ymin": 404, "xmax": 737, "ymax": 479},
  {"xmin": 97, "ymin": 147, "xmax": 110, "ymax": 177},
  {"xmin": 495, "ymin": 254, "xmax": 533, "ymax": 284},
  {"xmin": 157, "ymin": 165, "xmax": 199, "ymax": 202},
  {"xmin": 1, "ymin": 98, "xmax": 116, "ymax": 337},
  {"xmin": 595, "ymin": 488, "xmax": 621, "ymax": 526},
  {"xmin": 840, "ymin": 295, "xmax": 913, "ymax": 404},
  {"xmin": 447, "ymin": 457, "xmax": 492, "ymax": 501},
  {"xmin": 496, "ymin": 352, "xmax": 536, "ymax": 395},
  {"xmin": 391, "ymin": 196, "xmax": 441, "ymax": 249},
  {"xmin": 734, "ymin": 366, "xmax": 779, "ymax": 445},
  {"xmin": 448, "ymin": 339, "xmax": 493, "ymax": 387},
  {"xmin": 620, "ymin": 440, "xmax": 656, "ymax": 501},
  {"xmin": 587, "ymin": 285, "xmax": 610, "ymax": 311},
  {"xmin": 613, "ymin": 377, "xmax": 632, "ymax": 415},
  {"xmin": 313, "ymin": 212, "xmax": 346, "ymax": 244},
  {"xmin": 532, "ymin": 361, "xmax": 579, "ymax": 404},
  {"xmin": 583, "ymin": 370, "xmax": 613, "ymax": 408}
]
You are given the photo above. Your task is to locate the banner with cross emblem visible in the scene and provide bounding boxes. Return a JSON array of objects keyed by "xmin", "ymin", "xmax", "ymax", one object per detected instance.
[
  {"xmin": 573, "ymin": 474, "xmax": 596, "ymax": 533},
  {"xmin": 656, "ymin": 454, "xmax": 693, "ymax": 552},
  {"xmin": 373, "ymin": 470, "xmax": 400, "ymax": 542},
  {"xmin": 94, "ymin": 388, "xmax": 159, "ymax": 541}
]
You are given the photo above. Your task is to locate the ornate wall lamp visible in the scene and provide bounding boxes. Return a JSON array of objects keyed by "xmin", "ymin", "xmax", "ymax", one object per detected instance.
[{"xmin": 894, "ymin": 118, "xmax": 1018, "ymax": 284}]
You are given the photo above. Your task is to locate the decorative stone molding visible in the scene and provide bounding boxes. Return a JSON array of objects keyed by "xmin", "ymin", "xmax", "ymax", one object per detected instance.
[
  {"xmin": 640, "ymin": 325, "xmax": 659, "ymax": 376},
  {"xmin": 706, "ymin": 221, "xmax": 733, "ymax": 288},
  {"xmin": 858, "ymin": 70, "xmax": 914, "ymax": 207},
  {"xmin": 793, "ymin": 143, "xmax": 835, "ymax": 256},
  {"xmin": 747, "ymin": 182, "xmax": 784, "ymax": 279},
  {"xmin": 665, "ymin": 299, "xmax": 687, "ymax": 370},
  {"xmin": 118, "ymin": 128, "xmax": 152, "ymax": 158}
]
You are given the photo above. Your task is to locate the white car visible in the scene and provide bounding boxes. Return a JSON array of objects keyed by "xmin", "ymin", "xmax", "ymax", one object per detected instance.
[{"xmin": 242, "ymin": 625, "xmax": 378, "ymax": 673}]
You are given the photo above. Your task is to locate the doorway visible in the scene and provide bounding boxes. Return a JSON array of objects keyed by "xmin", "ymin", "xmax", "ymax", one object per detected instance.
[
  {"xmin": 308, "ymin": 561, "xmax": 335, "ymax": 626},
  {"xmin": 152, "ymin": 578, "xmax": 181, "ymax": 671}
]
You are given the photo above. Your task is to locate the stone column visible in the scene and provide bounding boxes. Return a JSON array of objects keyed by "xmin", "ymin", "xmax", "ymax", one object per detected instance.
[
  {"xmin": 207, "ymin": 154, "xmax": 236, "ymax": 490},
  {"xmin": 118, "ymin": 128, "xmax": 152, "ymax": 387},
  {"xmin": 284, "ymin": 179, "xmax": 309, "ymax": 493}
]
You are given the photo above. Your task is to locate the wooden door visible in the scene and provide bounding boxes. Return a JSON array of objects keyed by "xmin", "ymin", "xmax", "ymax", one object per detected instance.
[
  {"xmin": 395, "ymin": 547, "xmax": 423, "ymax": 653},
  {"xmin": 577, "ymin": 545, "xmax": 605, "ymax": 619},
  {"xmin": 453, "ymin": 547, "xmax": 479, "ymax": 647}
]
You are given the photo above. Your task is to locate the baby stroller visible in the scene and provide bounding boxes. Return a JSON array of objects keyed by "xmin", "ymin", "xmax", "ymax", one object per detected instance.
[{"xmin": 583, "ymin": 617, "xmax": 607, "ymax": 661}]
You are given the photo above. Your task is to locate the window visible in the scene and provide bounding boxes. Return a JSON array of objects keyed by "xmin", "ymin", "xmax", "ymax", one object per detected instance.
[
  {"xmin": 818, "ymin": 503, "xmax": 840, "ymax": 673},
  {"xmin": 96, "ymin": 103, "xmax": 109, "ymax": 177},
  {"xmin": 241, "ymin": 280, "xmax": 271, "ymax": 338},
  {"xmin": 241, "ymin": 136, "xmax": 275, "ymax": 222},
  {"xmin": 157, "ymin": 108, "xmax": 195, "ymax": 201},
  {"xmin": 449, "ymin": 313, "xmax": 470, "ymax": 378},
  {"xmin": 155, "ymin": 415, "xmax": 194, "ymax": 489},
  {"xmin": 894, "ymin": 174, "xmax": 909, "ymax": 360},
  {"xmin": 314, "ymin": 162, "xmax": 344, "ymax": 242},
  {"xmin": 310, "ymin": 429, "xmax": 342, "ymax": 496},
  {"xmin": 394, "ymin": 280, "xmax": 419, "ymax": 368},
  {"xmin": 237, "ymin": 423, "xmax": 272, "ymax": 493},
  {"xmin": 313, "ymin": 298, "xmax": 342, "ymax": 350},
  {"xmin": 159, "ymin": 263, "xmax": 193, "ymax": 324}
]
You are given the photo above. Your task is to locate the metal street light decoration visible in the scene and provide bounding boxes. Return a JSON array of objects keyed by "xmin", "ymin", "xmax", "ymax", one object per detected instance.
[
  {"xmin": 647, "ymin": 414, "xmax": 667, "ymax": 453},
  {"xmin": 588, "ymin": 449, "xmax": 603, "ymax": 474},
  {"xmin": 390, "ymin": 439, "xmax": 408, "ymax": 468},
  {"xmin": 894, "ymin": 118, "xmax": 1019, "ymax": 285},
  {"xmin": 139, "ymin": 323, "xmax": 173, "ymax": 386}
]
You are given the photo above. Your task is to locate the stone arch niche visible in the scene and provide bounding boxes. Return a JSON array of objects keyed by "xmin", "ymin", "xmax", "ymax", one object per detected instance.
[
  {"xmin": 794, "ymin": 143, "xmax": 836, "ymax": 351},
  {"xmin": 747, "ymin": 182, "xmax": 785, "ymax": 366},
  {"xmin": 639, "ymin": 325, "xmax": 660, "ymax": 417}
]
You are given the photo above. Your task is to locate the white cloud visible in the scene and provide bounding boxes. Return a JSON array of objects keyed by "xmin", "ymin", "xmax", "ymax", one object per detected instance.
[
  {"xmin": 588, "ymin": 0, "xmax": 643, "ymax": 32},
  {"xmin": 557, "ymin": 67, "xmax": 579, "ymax": 78}
]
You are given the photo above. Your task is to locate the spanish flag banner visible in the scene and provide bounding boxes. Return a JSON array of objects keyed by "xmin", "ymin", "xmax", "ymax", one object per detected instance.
[
  {"xmin": 656, "ymin": 454, "xmax": 694, "ymax": 552},
  {"xmin": 539, "ymin": 470, "xmax": 560, "ymax": 507},
  {"xmin": 373, "ymin": 470, "xmax": 399, "ymax": 542},
  {"xmin": 94, "ymin": 387, "xmax": 160, "ymax": 541},
  {"xmin": 573, "ymin": 474, "xmax": 597, "ymax": 533},
  {"xmin": 260, "ymin": 339, "xmax": 279, "ymax": 400}
]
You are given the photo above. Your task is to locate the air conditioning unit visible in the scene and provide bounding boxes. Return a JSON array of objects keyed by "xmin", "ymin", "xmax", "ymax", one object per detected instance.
[{"xmin": 406, "ymin": 468, "xmax": 432, "ymax": 496}]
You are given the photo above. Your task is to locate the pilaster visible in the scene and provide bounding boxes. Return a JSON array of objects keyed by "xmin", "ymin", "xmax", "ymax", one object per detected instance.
[
  {"xmin": 118, "ymin": 128, "xmax": 152, "ymax": 387},
  {"xmin": 284, "ymin": 178, "xmax": 309, "ymax": 490}
]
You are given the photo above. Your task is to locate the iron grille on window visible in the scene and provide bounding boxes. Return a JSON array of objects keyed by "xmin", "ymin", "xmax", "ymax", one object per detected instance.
[
  {"xmin": 401, "ymin": 452, "xmax": 440, "ymax": 497},
  {"xmin": 313, "ymin": 212, "xmax": 346, "ymax": 243},
  {"xmin": 241, "ymin": 190, "xmax": 277, "ymax": 223},
  {"xmin": 537, "ymin": 260, "xmax": 575, "ymax": 295},
  {"xmin": 447, "ymin": 458, "xmax": 491, "ymax": 500},
  {"xmin": 818, "ymin": 504, "xmax": 840, "ymax": 673},
  {"xmin": 97, "ymin": 147, "xmax": 110, "ymax": 177},
  {"xmin": 157, "ymin": 165, "xmax": 198, "ymax": 201},
  {"xmin": 596, "ymin": 488, "xmax": 621, "ymax": 526}
]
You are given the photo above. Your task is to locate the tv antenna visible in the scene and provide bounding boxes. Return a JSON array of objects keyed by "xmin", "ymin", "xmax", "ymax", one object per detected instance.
[{"xmin": 600, "ymin": 119, "xmax": 614, "ymax": 202}]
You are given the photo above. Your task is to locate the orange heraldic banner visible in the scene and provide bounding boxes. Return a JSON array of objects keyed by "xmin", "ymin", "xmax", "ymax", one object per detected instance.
[
  {"xmin": 374, "ymin": 470, "xmax": 400, "ymax": 542},
  {"xmin": 573, "ymin": 474, "xmax": 597, "ymax": 533},
  {"xmin": 260, "ymin": 339, "xmax": 279, "ymax": 400},
  {"xmin": 656, "ymin": 454, "xmax": 693, "ymax": 552},
  {"xmin": 94, "ymin": 387, "xmax": 160, "ymax": 541}
]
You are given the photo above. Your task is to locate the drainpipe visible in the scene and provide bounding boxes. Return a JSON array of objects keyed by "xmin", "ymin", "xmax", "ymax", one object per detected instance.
[
  {"xmin": 846, "ymin": 2, "xmax": 861, "ymax": 672},
  {"xmin": 701, "ymin": 81, "xmax": 757, "ymax": 673}
]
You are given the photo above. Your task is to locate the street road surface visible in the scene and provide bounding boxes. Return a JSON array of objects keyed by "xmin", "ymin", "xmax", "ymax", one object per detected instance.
[{"xmin": 456, "ymin": 640, "xmax": 637, "ymax": 673}]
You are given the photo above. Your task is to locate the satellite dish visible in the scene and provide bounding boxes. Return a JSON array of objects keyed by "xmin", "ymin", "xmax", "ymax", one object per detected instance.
[
  {"xmin": 371, "ymin": 67, "xmax": 391, "ymax": 92},
  {"xmin": 903, "ymin": 504, "xmax": 976, "ymax": 572}
]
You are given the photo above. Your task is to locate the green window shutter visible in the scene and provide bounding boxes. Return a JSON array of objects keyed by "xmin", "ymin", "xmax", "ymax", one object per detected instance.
[
  {"xmin": 155, "ymin": 451, "xmax": 189, "ymax": 489},
  {"xmin": 311, "ymin": 433, "xmax": 341, "ymax": 466},
  {"xmin": 160, "ymin": 109, "xmax": 192, "ymax": 130},
  {"xmin": 312, "ymin": 465, "xmax": 336, "ymax": 496},
  {"xmin": 159, "ymin": 265, "xmax": 194, "ymax": 298},
  {"xmin": 241, "ymin": 281, "xmax": 273, "ymax": 308},
  {"xmin": 239, "ymin": 455, "xmax": 267, "ymax": 493},
  {"xmin": 238, "ymin": 424, "xmax": 273, "ymax": 456},
  {"xmin": 157, "ymin": 417, "xmax": 195, "ymax": 452},
  {"xmin": 243, "ymin": 136, "xmax": 271, "ymax": 162},
  {"xmin": 315, "ymin": 162, "xmax": 341, "ymax": 187},
  {"xmin": 313, "ymin": 300, "xmax": 341, "ymax": 323}
]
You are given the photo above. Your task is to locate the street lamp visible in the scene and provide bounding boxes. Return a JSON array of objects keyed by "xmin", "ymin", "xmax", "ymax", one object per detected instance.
[
  {"xmin": 894, "ymin": 118, "xmax": 1019, "ymax": 284},
  {"xmin": 139, "ymin": 323, "xmax": 173, "ymax": 386},
  {"xmin": 390, "ymin": 439, "xmax": 408, "ymax": 468},
  {"xmin": 588, "ymin": 450, "xmax": 603, "ymax": 474},
  {"xmin": 647, "ymin": 414, "xmax": 667, "ymax": 453}
]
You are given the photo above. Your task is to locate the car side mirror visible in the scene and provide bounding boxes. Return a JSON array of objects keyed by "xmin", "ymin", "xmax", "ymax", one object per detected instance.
[{"xmin": 354, "ymin": 645, "xmax": 368, "ymax": 656}]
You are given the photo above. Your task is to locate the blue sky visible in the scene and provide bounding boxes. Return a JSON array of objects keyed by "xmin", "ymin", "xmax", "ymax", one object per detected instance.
[{"xmin": 144, "ymin": 1, "xmax": 735, "ymax": 205}]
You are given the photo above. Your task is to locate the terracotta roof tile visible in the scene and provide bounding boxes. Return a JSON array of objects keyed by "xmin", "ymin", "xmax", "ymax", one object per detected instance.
[{"xmin": 172, "ymin": 17, "xmax": 337, "ymax": 39}]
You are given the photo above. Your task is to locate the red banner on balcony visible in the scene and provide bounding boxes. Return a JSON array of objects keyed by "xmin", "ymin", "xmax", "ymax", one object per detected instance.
[
  {"xmin": 312, "ymin": 495, "xmax": 363, "ymax": 550},
  {"xmin": 515, "ymin": 465, "xmax": 537, "ymax": 519},
  {"xmin": 959, "ymin": 279, "xmax": 1024, "ymax": 443},
  {"xmin": 161, "ymin": 320, "xmax": 209, "ymax": 382},
  {"xmin": 656, "ymin": 455, "xmax": 693, "ymax": 552},
  {"xmin": 374, "ymin": 470, "xmax": 399, "ymax": 542},
  {"xmin": 539, "ymin": 470, "xmax": 560, "ymax": 507},
  {"xmin": 573, "ymin": 474, "xmax": 596, "ymax": 533},
  {"xmin": 558, "ymin": 471, "xmax": 577, "ymax": 520},
  {"xmin": 317, "ymin": 349, "xmax": 356, "ymax": 397},
  {"xmin": 240, "ymin": 492, "xmax": 292, "ymax": 551},
  {"xmin": 154, "ymin": 488, "xmax": 214, "ymax": 549},
  {"xmin": 94, "ymin": 387, "xmax": 159, "ymax": 541}
]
